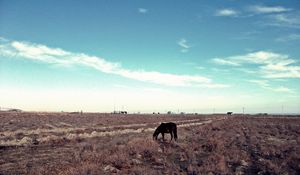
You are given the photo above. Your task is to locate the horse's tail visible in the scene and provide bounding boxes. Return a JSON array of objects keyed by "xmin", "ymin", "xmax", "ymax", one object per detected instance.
[{"xmin": 173, "ymin": 125, "xmax": 178, "ymax": 141}]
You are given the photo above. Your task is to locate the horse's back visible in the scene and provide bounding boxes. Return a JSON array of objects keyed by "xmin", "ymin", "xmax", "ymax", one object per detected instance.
[
  {"xmin": 159, "ymin": 122, "xmax": 177, "ymax": 131},
  {"xmin": 161, "ymin": 122, "xmax": 176, "ymax": 126},
  {"xmin": 165, "ymin": 122, "xmax": 177, "ymax": 128}
]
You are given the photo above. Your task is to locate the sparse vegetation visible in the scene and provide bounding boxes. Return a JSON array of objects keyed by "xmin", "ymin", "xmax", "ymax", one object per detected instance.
[{"xmin": 0, "ymin": 112, "xmax": 299, "ymax": 174}]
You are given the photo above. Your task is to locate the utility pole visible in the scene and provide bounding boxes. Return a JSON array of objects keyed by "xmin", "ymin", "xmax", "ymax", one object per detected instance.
[
  {"xmin": 243, "ymin": 107, "xmax": 245, "ymax": 115},
  {"xmin": 281, "ymin": 105, "xmax": 284, "ymax": 115},
  {"xmin": 113, "ymin": 97, "xmax": 116, "ymax": 113}
]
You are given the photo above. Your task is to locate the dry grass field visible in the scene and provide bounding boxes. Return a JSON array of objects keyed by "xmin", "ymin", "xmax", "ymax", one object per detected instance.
[{"xmin": 0, "ymin": 112, "xmax": 299, "ymax": 175}]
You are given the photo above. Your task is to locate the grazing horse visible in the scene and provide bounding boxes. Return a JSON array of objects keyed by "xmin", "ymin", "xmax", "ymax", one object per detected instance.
[{"xmin": 153, "ymin": 122, "xmax": 177, "ymax": 141}]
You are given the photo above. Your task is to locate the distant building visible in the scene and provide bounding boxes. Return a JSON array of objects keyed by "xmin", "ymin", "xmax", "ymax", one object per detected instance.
[
  {"xmin": 113, "ymin": 111, "xmax": 127, "ymax": 114},
  {"xmin": 8, "ymin": 109, "xmax": 22, "ymax": 112}
]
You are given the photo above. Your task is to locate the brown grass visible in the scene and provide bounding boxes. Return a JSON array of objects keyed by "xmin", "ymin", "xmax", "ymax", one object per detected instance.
[{"xmin": 0, "ymin": 112, "xmax": 299, "ymax": 174}]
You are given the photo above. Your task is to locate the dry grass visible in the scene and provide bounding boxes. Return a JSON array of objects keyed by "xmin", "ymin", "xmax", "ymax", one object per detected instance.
[{"xmin": 0, "ymin": 112, "xmax": 299, "ymax": 174}]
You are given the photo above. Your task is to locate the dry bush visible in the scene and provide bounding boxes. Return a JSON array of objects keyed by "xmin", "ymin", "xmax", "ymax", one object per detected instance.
[
  {"xmin": 105, "ymin": 149, "xmax": 130, "ymax": 170},
  {"xmin": 127, "ymin": 138, "xmax": 160, "ymax": 161},
  {"xmin": 57, "ymin": 162, "xmax": 101, "ymax": 175}
]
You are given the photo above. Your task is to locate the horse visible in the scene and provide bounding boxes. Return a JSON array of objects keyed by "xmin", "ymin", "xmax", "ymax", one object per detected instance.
[{"xmin": 153, "ymin": 122, "xmax": 177, "ymax": 141}]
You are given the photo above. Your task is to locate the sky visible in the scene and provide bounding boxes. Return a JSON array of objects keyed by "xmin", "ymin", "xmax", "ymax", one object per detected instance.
[{"xmin": 0, "ymin": 0, "xmax": 300, "ymax": 113}]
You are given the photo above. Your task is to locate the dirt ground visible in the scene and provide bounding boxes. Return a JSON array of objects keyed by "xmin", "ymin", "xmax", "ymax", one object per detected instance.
[{"xmin": 0, "ymin": 112, "xmax": 299, "ymax": 175}]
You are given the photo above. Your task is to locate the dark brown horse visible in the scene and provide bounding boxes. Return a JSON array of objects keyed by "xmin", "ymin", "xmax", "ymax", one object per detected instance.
[{"xmin": 153, "ymin": 122, "xmax": 177, "ymax": 141}]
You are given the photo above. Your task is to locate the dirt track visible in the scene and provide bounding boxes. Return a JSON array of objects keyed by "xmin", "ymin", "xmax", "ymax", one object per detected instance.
[
  {"xmin": 0, "ymin": 117, "xmax": 224, "ymax": 147},
  {"xmin": 1, "ymin": 113, "xmax": 223, "ymax": 174}
]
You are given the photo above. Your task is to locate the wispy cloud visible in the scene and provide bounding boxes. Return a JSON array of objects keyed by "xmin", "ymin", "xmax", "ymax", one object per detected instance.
[
  {"xmin": 0, "ymin": 37, "xmax": 8, "ymax": 42},
  {"xmin": 138, "ymin": 8, "xmax": 148, "ymax": 14},
  {"xmin": 242, "ymin": 5, "xmax": 300, "ymax": 29},
  {"xmin": 272, "ymin": 86, "xmax": 295, "ymax": 93},
  {"xmin": 267, "ymin": 13, "xmax": 300, "ymax": 28},
  {"xmin": 177, "ymin": 38, "xmax": 191, "ymax": 53},
  {"xmin": 248, "ymin": 79, "xmax": 269, "ymax": 88},
  {"xmin": 215, "ymin": 9, "xmax": 238, "ymax": 17},
  {"xmin": 275, "ymin": 34, "xmax": 300, "ymax": 42},
  {"xmin": 195, "ymin": 66, "xmax": 205, "ymax": 70},
  {"xmin": 213, "ymin": 51, "xmax": 300, "ymax": 79},
  {"xmin": 0, "ymin": 39, "xmax": 228, "ymax": 88},
  {"xmin": 233, "ymin": 31, "xmax": 261, "ymax": 40},
  {"xmin": 236, "ymin": 68, "xmax": 256, "ymax": 74},
  {"xmin": 249, "ymin": 5, "xmax": 291, "ymax": 14},
  {"xmin": 248, "ymin": 79, "xmax": 294, "ymax": 93},
  {"xmin": 212, "ymin": 58, "xmax": 240, "ymax": 66}
]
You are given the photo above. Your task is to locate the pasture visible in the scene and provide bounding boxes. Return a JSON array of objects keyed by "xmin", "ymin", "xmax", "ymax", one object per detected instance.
[{"xmin": 0, "ymin": 112, "xmax": 299, "ymax": 174}]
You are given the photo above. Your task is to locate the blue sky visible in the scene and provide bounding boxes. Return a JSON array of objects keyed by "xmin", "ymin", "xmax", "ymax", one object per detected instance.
[{"xmin": 0, "ymin": 0, "xmax": 300, "ymax": 113}]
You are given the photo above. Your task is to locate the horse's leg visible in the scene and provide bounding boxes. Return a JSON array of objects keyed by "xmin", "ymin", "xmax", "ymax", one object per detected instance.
[
  {"xmin": 162, "ymin": 133, "xmax": 165, "ymax": 141},
  {"xmin": 173, "ymin": 126, "xmax": 178, "ymax": 141},
  {"xmin": 170, "ymin": 132, "xmax": 173, "ymax": 142}
]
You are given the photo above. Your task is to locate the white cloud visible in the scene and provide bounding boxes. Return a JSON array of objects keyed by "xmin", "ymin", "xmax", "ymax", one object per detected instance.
[
  {"xmin": 213, "ymin": 51, "xmax": 300, "ymax": 79},
  {"xmin": 262, "ymin": 64, "xmax": 300, "ymax": 78},
  {"xmin": 235, "ymin": 51, "xmax": 295, "ymax": 65},
  {"xmin": 236, "ymin": 68, "xmax": 256, "ymax": 74},
  {"xmin": 195, "ymin": 66, "xmax": 205, "ymax": 70},
  {"xmin": 178, "ymin": 39, "xmax": 190, "ymax": 49},
  {"xmin": 138, "ymin": 8, "xmax": 148, "ymax": 14},
  {"xmin": 177, "ymin": 38, "xmax": 191, "ymax": 53},
  {"xmin": 215, "ymin": 9, "xmax": 238, "ymax": 17},
  {"xmin": 272, "ymin": 86, "xmax": 294, "ymax": 93},
  {"xmin": 0, "ymin": 39, "xmax": 228, "ymax": 88},
  {"xmin": 267, "ymin": 13, "xmax": 300, "ymax": 28},
  {"xmin": 12, "ymin": 41, "xmax": 69, "ymax": 57},
  {"xmin": 248, "ymin": 79, "xmax": 269, "ymax": 88},
  {"xmin": 211, "ymin": 68, "xmax": 231, "ymax": 73},
  {"xmin": 276, "ymin": 34, "xmax": 300, "ymax": 42},
  {"xmin": 233, "ymin": 31, "xmax": 261, "ymax": 40},
  {"xmin": 212, "ymin": 58, "xmax": 240, "ymax": 66},
  {"xmin": 273, "ymin": 14, "xmax": 299, "ymax": 24},
  {"xmin": 249, "ymin": 5, "xmax": 291, "ymax": 14},
  {"xmin": 0, "ymin": 37, "xmax": 8, "ymax": 42},
  {"xmin": 248, "ymin": 79, "xmax": 295, "ymax": 93}
]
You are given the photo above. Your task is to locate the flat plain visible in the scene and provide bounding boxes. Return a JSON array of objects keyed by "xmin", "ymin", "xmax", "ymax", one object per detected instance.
[{"xmin": 0, "ymin": 112, "xmax": 299, "ymax": 175}]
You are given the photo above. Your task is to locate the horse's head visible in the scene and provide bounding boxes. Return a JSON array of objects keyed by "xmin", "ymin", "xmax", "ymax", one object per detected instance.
[{"xmin": 153, "ymin": 129, "xmax": 159, "ymax": 140}]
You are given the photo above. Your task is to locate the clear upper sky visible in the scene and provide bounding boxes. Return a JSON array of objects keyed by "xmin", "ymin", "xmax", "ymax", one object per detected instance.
[{"xmin": 0, "ymin": 0, "xmax": 300, "ymax": 113}]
